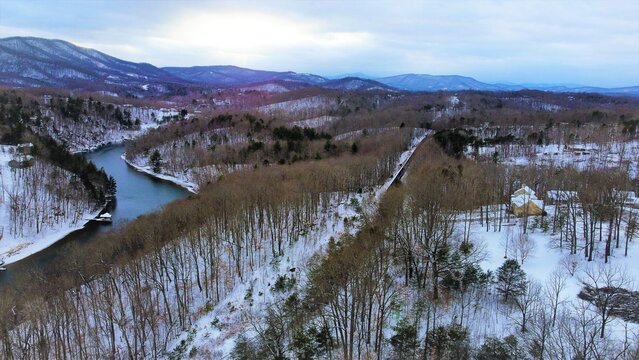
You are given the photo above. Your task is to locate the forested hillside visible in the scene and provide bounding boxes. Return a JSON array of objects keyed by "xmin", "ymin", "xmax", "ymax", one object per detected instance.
[{"xmin": 1, "ymin": 88, "xmax": 638, "ymax": 359}]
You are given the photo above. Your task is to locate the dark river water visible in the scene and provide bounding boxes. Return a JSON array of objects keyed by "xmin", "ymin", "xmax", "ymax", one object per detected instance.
[{"xmin": 0, "ymin": 145, "xmax": 189, "ymax": 284}]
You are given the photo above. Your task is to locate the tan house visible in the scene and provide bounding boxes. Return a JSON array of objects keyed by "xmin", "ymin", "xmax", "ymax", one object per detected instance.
[{"xmin": 511, "ymin": 185, "xmax": 545, "ymax": 216}]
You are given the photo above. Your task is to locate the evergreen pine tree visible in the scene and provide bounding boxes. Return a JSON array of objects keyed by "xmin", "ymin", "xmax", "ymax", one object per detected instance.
[{"xmin": 496, "ymin": 259, "xmax": 527, "ymax": 302}]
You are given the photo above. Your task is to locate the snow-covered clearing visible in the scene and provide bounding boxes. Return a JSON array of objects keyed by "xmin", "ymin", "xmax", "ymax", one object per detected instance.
[{"xmin": 472, "ymin": 209, "xmax": 639, "ymax": 341}]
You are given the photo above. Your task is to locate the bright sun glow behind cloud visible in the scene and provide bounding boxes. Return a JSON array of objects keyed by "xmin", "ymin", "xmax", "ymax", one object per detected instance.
[
  {"xmin": 1, "ymin": 0, "xmax": 637, "ymax": 86},
  {"xmin": 166, "ymin": 11, "xmax": 371, "ymax": 53}
]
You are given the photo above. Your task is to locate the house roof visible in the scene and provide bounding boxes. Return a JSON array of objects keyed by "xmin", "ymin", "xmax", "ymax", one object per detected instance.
[
  {"xmin": 513, "ymin": 185, "xmax": 535, "ymax": 197},
  {"xmin": 511, "ymin": 195, "xmax": 543, "ymax": 208},
  {"xmin": 547, "ymin": 190, "xmax": 578, "ymax": 201}
]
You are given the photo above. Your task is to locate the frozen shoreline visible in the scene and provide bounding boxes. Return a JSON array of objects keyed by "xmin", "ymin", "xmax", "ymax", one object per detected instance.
[
  {"xmin": 0, "ymin": 144, "xmax": 108, "ymax": 267},
  {"xmin": 121, "ymin": 153, "xmax": 198, "ymax": 194},
  {"xmin": 0, "ymin": 207, "xmax": 103, "ymax": 266}
]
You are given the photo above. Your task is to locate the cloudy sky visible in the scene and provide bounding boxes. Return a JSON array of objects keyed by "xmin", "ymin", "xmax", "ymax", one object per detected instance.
[{"xmin": 1, "ymin": 0, "xmax": 637, "ymax": 87}]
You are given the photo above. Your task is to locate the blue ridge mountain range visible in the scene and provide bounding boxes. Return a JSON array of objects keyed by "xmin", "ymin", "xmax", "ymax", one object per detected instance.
[{"xmin": 1, "ymin": 36, "xmax": 637, "ymax": 96}]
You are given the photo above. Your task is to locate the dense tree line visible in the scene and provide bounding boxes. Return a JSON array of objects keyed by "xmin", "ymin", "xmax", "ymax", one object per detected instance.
[
  {"xmin": 0, "ymin": 91, "xmax": 114, "ymax": 202},
  {"xmin": 0, "ymin": 131, "xmax": 408, "ymax": 358},
  {"xmin": 2, "ymin": 86, "xmax": 638, "ymax": 359},
  {"xmin": 125, "ymin": 109, "xmax": 412, "ymax": 188},
  {"xmin": 298, "ymin": 140, "xmax": 638, "ymax": 359}
]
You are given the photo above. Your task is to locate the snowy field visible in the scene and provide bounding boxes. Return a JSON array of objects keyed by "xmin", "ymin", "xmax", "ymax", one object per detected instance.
[{"xmin": 471, "ymin": 210, "xmax": 639, "ymax": 341}]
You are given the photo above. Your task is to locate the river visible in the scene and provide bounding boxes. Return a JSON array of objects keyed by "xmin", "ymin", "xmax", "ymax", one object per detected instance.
[{"xmin": 0, "ymin": 144, "xmax": 189, "ymax": 284}]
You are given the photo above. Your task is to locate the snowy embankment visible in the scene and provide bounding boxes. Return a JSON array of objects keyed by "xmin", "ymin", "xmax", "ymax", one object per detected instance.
[
  {"xmin": 0, "ymin": 208, "xmax": 101, "ymax": 266},
  {"xmin": 39, "ymin": 105, "xmax": 176, "ymax": 154},
  {"xmin": 0, "ymin": 145, "xmax": 102, "ymax": 266},
  {"xmin": 69, "ymin": 120, "xmax": 161, "ymax": 154},
  {"xmin": 166, "ymin": 131, "xmax": 428, "ymax": 358},
  {"xmin": 121, "ymin": 153, "xmax": 198, "ymax": 194}
]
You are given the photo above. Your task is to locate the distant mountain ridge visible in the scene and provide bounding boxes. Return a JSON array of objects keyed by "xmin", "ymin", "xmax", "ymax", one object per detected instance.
[
  {"xmin": 0, "ymin": 36, "xmax": 186, "ymax": 94},
  {"xmin": 376, "ymin": 74, "xmax": 503, "ymax": 91},
  {"xmin": 162, "ymin": 65, "xmax": 327, "ymax": 86},
  {"xmin": 1, "ymin": 36, "xmax": 637, "ymax": 96},
  {"xmin": 374, "ymin": 74, "xmax": 639, "ymax": 96}
]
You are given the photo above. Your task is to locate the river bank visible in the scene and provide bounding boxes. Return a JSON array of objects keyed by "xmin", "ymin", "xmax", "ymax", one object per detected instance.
[
  {"xmin": 121, "ymin": 153, "xmax": 199, "ymax": 193},
  {"xmin": 0, "ymin": 145, "xmax": 189, "ymax": 283},
  {"xmin": 0, "ymin": 207, "xmax": 103, "ymax": 266},
  {"xmin": 0, "ymin": 145, "xmax": 108, "ymax": 266}
]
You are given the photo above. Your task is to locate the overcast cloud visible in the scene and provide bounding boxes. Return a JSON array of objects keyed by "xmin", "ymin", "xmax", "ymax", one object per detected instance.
[{"xmin": 0, "ymin": 0, "xmax": 637, "ymax": 87}]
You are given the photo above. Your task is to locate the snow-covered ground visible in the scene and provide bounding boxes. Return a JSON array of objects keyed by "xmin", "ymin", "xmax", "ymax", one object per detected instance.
[
  {"xmin": 471, "ymin": 140, "xmax": 639, "ymax": 178},
  {"xmin": 0, "ymin": 105, "xmax": 182, "ymax": 264},
  {"xmin": 122, "ymin": 153, "xmax": 199, "ymax": 193},
  {"xmin": 472, "ymin": 209, "xmax": 639, "ymax": 341},
  {"xmin": 241, "ymin": 83, "xmax": 291, "ymax": 93},
  {"xmin": 166, "ymin": 195, "xmax": 364, "ymax": 358},
  {"xmin": 69, "ymin": 121, "xmax": 160, "ymax": 153},
  {"xmin": 124, "ymin": 152, "xmax": 251, "ymax": 194},
  {"xmin": 165, "ymin": 131, "xmax": 429, "ymax": 358},
  {"xmin": 259, "ymin": 96, "xmax": 337, "ymax": 115},
  {"xmin": 290, "ymin": 115, "xmax": 337, "ymax": 129},
  {"xmin": 0, "ymin": 145, "xmax": 102, "ymax": 265},
  {"xmin": 334, "ymin": 126, "xmax": 401, "ymax": 141},
  {"xmin": 37, "ymin": 105, "xmax": 176, "ymax": 153},
  {"xmin": 432, "ymin": 96, "xmax": 468, "ymax": 121}
]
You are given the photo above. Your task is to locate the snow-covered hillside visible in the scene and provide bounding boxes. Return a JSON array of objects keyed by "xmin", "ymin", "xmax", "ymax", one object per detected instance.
[
  {"xmin": 0, "ymin": 36, "xmax": 185, "ymax": 93},
  {"xmin": 0, "ymin": 145, "xmax": 101, "ymax": 265},
  {"xmin": 34, "ymin": 100, "xmax": 178, "ymax": 153},
  {"xmin": 259, "ymin": 96, "xmax": 337, "ymax": 116},
  {"xmin": 165, "ymin": 132, "xmax": 428, "ymax": 358},
  {"xmin": 290, "ymin": 115, "xmax": 337, "ymax": 129}
]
